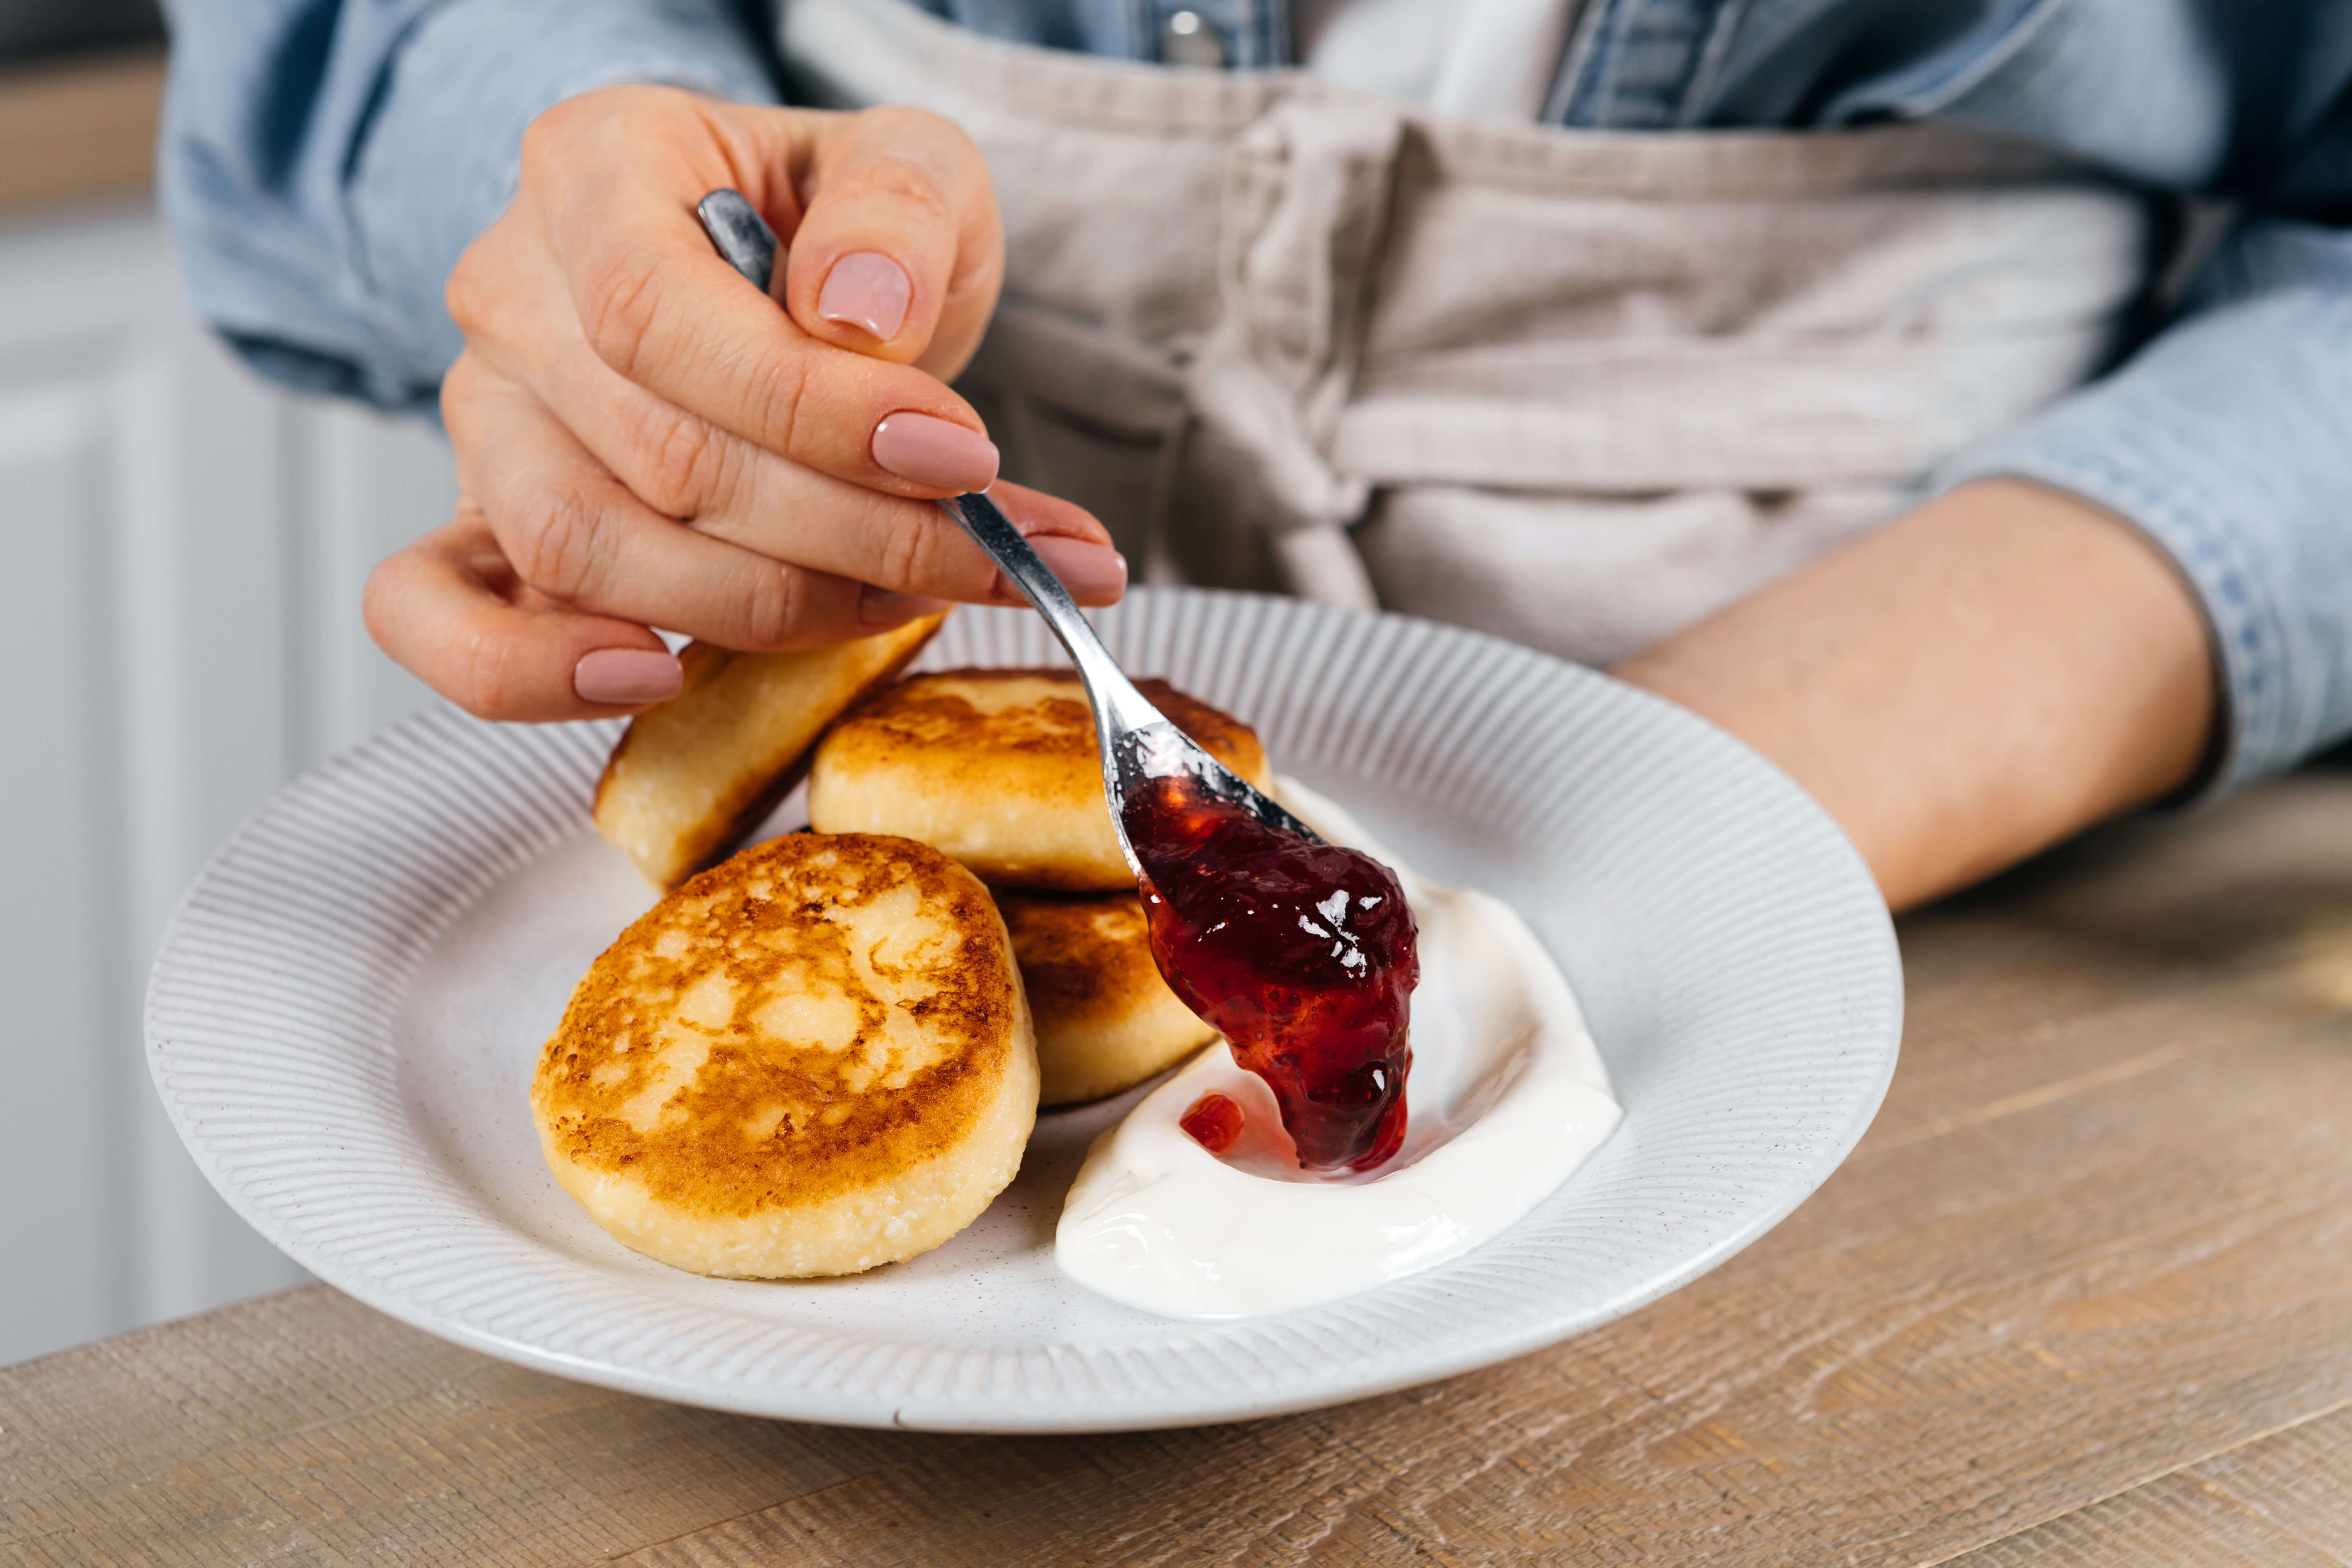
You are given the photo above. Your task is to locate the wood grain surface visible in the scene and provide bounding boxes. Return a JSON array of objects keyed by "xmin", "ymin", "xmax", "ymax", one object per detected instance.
[
  {"xmin": 0, "ymin": 50, "xmax": 164, "ymax": 216},
  {"xmin": 6, "ymin": 772, "xmax": 2351, "ymax": 1566}
]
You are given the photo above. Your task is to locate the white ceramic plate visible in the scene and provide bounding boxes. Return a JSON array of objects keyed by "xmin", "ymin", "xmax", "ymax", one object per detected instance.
[{"xmin": 148, "ymin": 589, "xmax": 1900, "ymax": 1433}]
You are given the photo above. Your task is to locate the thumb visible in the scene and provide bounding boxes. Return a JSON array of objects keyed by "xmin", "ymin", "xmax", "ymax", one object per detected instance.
[{"xmin": 781, "ymin": 105, "xmax": 1003, "ymax": 381}]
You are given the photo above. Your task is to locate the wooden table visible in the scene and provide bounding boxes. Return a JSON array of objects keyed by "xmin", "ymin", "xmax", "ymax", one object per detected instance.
[{"xmin": 7, "ymin": 772, "xmax": 2351, "ymax": 1566}]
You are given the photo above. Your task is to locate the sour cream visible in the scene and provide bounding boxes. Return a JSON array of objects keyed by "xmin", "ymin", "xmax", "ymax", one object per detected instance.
[{"xmin": 1054, "ymin": 780, "xmax": 1621, "ymax": 1319}]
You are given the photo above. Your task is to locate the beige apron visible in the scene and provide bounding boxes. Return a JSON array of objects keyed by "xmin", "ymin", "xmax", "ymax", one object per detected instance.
[{"xmin": 779, "ymin": 0, "xmax": 2150, "ymax": 668}]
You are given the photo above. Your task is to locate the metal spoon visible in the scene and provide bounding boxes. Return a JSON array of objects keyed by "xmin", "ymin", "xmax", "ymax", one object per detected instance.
[
  {"xmin": 693, "ymin": 190, "xmax": 1321, "ymax": 870},
  {"xmin": 932, "ymin": 488, "xmax": 1323, "ymax": 869}
]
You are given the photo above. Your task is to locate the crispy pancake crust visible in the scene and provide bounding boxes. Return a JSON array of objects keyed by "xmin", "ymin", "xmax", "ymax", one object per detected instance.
[
  {"xmin": 593, "ymin": 616, "xmax": 945, "ymax": 889},
  {"xmin": 807, "ymin": 669, "xmax": 1271, "ymax": 890},
  {"xmin": 533, "ymin": 831, "xmax": 1036, "ymax": 1277},
  {"xmin": 999, "ymin": 889, "xmax": 1217, "ymax": 1105}
]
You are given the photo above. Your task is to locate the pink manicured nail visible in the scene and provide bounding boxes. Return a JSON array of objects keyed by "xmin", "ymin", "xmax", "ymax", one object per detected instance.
[
  {"xmin": 871, "ymin": 412, "xmax": 1000, "ymax": 492},
  {"xmin": 818, "ymin": 251, "xmax": 912, "ymax": 341},
  {"xmin": 859, "ymin": 585, "xmax": 952, "ymax": 627},
  {"xmin": 1027, "ymin": 535, "xmax": 1128, "ymax": 603},
  {"xmin": 574, "ymin": 648, "xmax": 682, "ymax": 705}
]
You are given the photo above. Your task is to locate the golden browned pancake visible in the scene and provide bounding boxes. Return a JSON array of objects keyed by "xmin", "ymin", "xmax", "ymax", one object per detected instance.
[
  {"xmin": 998, "ymin": 889, "xmax": 1217, "ymax": 1105},
  {"xmin": 531, "ymin": 832, "xmax": 1036, "ymax": 1278},
  {"xmin": 806, "ymin": 669, "xmax": 1271, "ymax": 890},
  {"xmin": 594, "ymin": 615, "xmax": 945, "ymax": 889}
]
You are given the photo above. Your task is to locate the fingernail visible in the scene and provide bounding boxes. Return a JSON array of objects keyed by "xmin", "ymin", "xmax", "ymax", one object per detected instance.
[
  {"xmin": 818, "ymin": 251, "xmax": 912, "ymax": 341},
  {"xmin": 871, "ymin": 412, "xmax": 1000, "ymax": 492},
  {"xmin": 574, "ymin": 647, "xmax": 682, "ymax": 705},
  {"xmin": 1027, "ymin": 535, "xmax": 1128, "ymax": 602},
  {"xmin": 859, "ymin": 585, "xmax": 952, "ymax": 627}
]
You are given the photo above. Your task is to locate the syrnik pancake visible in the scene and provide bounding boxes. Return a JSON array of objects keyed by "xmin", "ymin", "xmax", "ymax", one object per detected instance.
[
  {"xmin": 808, "ymin": 668, "xmax": 1270, "ymax": 890},
  {"xmin": 594, "ymin": 616, "xmax": 945, "ymax": 889},
  {"xmin": 999, "ymin": 889, "xmax": 1217, "ymax": 1105},
  {"xmin": 531, "ymin": 832, "xmax": 1036, "ymax": 1278}
]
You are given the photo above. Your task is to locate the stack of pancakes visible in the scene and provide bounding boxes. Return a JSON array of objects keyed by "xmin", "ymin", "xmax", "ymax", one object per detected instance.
[{"xmin": 536, "ymin": 616, "xmax": 1270, "ymax": 1280}]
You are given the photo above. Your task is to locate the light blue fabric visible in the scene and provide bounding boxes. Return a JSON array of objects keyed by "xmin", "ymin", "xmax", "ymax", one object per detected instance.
[
  {"xmin": 163, "ymin": 0, "xmax": 781, "ymax": 407},
  {"xmin": 159, "ymin": 0, "xmax": 2352, "ymax": 789}
]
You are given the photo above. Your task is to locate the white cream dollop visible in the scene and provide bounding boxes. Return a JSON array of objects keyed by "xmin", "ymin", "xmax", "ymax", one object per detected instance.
[{"xmin": 1054, "ymin": 780, "xmax": 1621, "ymax": 1319}]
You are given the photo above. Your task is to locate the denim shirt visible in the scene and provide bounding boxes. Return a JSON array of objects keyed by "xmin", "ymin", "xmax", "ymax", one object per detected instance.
[{"xmin": 160, "ymin": 0, "xmax": 2352, "ymax": 796}]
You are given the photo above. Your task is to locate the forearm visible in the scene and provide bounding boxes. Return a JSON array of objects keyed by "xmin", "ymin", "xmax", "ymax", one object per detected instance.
[{"xmin": 1614, "ymin": 480, "xmax": 2216, "ymax": 911}]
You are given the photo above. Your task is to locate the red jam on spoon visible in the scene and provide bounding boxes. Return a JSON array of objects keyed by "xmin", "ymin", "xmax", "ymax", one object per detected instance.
[{"xmin": 1126, "ymin": 776, "xmax": 1419, "ymax": 1172}]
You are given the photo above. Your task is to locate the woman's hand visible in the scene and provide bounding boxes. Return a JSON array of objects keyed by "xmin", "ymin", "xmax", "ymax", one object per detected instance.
[{"xmin": 365, "ymin": 86, "xmax": 1125, "ymax": 721}]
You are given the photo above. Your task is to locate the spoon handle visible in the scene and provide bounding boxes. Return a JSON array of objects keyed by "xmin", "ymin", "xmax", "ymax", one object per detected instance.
[
  {"xmin": 692, "ymin": 188, "xmax": 1317, "ymax": 850},
  {"xmin": 696, "ymin": 189, "xmax": 778, "ymax": 291},
  {"xmin": 936, "ymin": 492, "xmax": 1167, "ymax": 741}
]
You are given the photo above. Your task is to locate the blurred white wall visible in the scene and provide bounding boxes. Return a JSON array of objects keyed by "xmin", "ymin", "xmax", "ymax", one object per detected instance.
[{"xmin": 0, "ymin": 199, "xmax": 449, "ymax": 1364}]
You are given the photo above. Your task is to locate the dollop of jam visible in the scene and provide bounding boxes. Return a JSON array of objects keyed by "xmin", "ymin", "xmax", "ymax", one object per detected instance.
[
  {"xmin": 1126, "ymin": 776, "xmax": 1418, "ymax": 1171},
  {"xmin": 1178, "ymin": 1091, "xmax": 1245, "ymax": 1154}
]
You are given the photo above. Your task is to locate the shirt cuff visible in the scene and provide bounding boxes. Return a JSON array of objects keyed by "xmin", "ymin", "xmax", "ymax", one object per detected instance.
[{"xmin": 1935, "ymin": 219, "xmax": 2352, "ymax": 804}]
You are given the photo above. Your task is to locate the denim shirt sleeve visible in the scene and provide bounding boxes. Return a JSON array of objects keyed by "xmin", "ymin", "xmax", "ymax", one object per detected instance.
[
  {"xmin": 160, "ymin": 0, "xmax": 781, "ymax": 415},
  {"xmin": 1935, "ymin": 219, "xmax": 2352, "ymax": 801}
]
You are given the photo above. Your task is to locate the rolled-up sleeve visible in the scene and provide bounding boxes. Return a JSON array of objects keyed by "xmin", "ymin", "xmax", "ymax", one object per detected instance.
[
  {"xmin": 1937, "ymin": 217, "xmax": 2352, "ymax": 798},
  {"xmin": 161, "ymin": 0, "xmax": 781, "ymax": 414}
]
